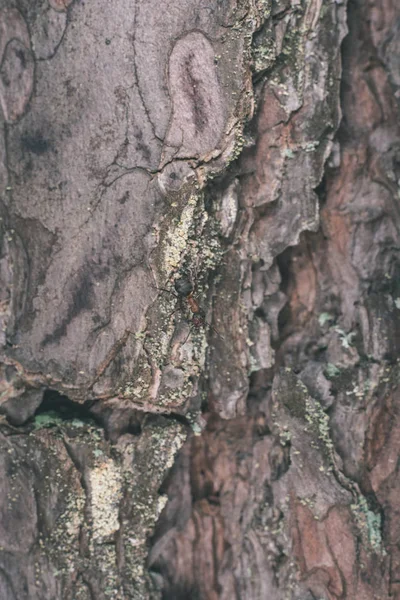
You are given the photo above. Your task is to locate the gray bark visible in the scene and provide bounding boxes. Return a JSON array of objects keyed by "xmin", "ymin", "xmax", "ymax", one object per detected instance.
[{"xmin": 1, "ymin": 0, "xmax": 399, "ymax": 598}]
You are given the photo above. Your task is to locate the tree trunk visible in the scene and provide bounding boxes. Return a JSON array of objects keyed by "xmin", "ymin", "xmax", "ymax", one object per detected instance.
[{"xmin": 0, "ymin": 0, "xmax": 399, "ymax": 599}]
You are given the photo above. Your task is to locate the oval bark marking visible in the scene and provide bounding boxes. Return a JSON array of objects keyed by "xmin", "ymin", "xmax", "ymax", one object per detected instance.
[
  {"xmin": 0, "ymin": 8, "xmax": 34, "ymax": 123},
  {"xmin": 164, "ymin": 31, "xmax": 225, "ymax": 162}
]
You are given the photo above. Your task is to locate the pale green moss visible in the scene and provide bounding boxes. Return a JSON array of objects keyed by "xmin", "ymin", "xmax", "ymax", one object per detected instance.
[
  {"xmin": 33, "ymin": 411, "xmax": 64, "ymax": 429},
  {"xmin": 325, "ymin": 363, "xmax": 341, "ymax": 378},
  {"xmin": 282, "ymin": 148, "xmax": 296, "ymax": 159},
  {"xmin": 351, "ymin": 496, "xmax": 385, "ymax": 554},
  {"xmin": 334, "ymin": 326, "xmax": 356, "ymax": 349},
  {"xmin": 318, "ymin": 312, "xmax": 335, "ymax": 327}
]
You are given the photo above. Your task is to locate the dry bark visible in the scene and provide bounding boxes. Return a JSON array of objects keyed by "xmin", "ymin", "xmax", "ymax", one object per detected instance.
[{"xmin": 0, "ymin": 0, "xmax": 399, "ymax": 599}]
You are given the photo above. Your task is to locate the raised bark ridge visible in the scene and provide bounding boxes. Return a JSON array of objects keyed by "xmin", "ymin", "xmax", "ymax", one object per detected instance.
[{"xmin": 1, "ymin": 0, "xmax": 399, "ymax": 598}]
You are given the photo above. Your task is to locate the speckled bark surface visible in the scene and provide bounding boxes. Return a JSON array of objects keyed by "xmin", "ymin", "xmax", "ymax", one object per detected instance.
[
  {"xmin": 149, "ymin": 0, "xmax": 400, "ymax": 598},
  {"xmin": 0, "ymin": 0, "xmax": 258, "ymax": 410},
  {"xmin": 1, "ymin": 0, "xmax": 399, "ymax": 598},
  {"xmin": 0, "ymin": 409, "xmax": 186, "ymax": 599}
]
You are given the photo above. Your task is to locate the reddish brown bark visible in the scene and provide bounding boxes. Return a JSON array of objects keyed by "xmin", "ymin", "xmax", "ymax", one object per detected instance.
[
  {"xmin": 149, "ymin": 0, "xmax": 400, "ymax": 598},
  {"xmin": 0, "ymin": 0, "xmax": 399, "ymax": 598}
]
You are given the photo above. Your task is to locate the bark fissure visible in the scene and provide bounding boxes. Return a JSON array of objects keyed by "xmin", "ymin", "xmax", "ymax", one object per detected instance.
[{"xmin": 1, "ymin": 0, "xmax": 399, "ymax": 598}]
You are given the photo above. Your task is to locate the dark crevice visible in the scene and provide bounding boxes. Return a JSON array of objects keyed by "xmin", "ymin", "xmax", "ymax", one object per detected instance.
[
  {"xmin": 314, "ymin": 172, "xmax": 329, "ymax": 209},
  {"xmin": 275, "ymin": 246, "xmax": 294, "ymax": 354},
  {"xmin": 144, "ymin": 410, "xmax": 192, "ymax": 430},
  {"xmin": 29, "ymin": 389, "xmax": 192, "ymax": 442},
  {"xmin": 32, "ymin": 389, "xmax": 98, "ymax": 426},
  {"xmin": 161, "ymin": 583, "xmax": 203, "ymax": 600}
]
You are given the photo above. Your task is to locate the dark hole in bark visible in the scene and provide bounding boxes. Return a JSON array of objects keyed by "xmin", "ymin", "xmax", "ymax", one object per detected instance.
[
  {"xmin": 145, "ymin": 411, "xmax": 190, "ymax": 430},
  {"xmin": 314, "ymin": 173, "xmax": 328, "ymax": 208},
  {"xmin": 254, "ymin": 305, "xmax": 267, "ymax": 320},
  {"xmin": 247, "ymin": 369, "xmax": 274, "ymax": 415},
  {"xmin": 269, "ymin": 440, "xmax": 291, "ymax": 481},
  {"xmin": 275, "ymin": 246, "xmax": 292, "ymax": 348},
  {"xmin": 161, "ymin": 583, "xmax": 202, "ymax": 600},
  {"xmin": 200, "ymin": 394, "xmax": 209, "ymax": 412},
  {"xmin": 91, "ymin": 405, "xmax": 143, "ymax": 442},
  {"xmin": 203, "ymin": 187, "xmax": 214, "ymax": 213},
  {"xmin": 276, "ymin": 245, "xmax": 292, "ymax": 298},
  {"xmin": 33, "ymin": 389, "xmax": 97, "ymax": 425}
]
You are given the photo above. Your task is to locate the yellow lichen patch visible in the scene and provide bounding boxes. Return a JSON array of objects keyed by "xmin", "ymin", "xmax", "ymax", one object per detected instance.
[
  {"xmin": 89, "ymin": 459, "xmax": 123, "ymax": 540},
  {"xmin": 64, "ymin": 494, "xmax": 85, "ymax": 537},
  {"xmin": 163, "ymin": 193, "xmax": 198, "ymax": 270},
  {"xmin": 157, "ymin": 494, "xmax": 168, "ymax": 516},
  {"xmin": 163, "ymin": 429, "xmax": 187, "ymax": 470}
]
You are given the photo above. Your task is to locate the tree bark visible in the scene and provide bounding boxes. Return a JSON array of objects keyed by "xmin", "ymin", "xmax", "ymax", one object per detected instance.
[{"xmin": 0, "ymin": 0, "xmax": 399, "ymax": 599}]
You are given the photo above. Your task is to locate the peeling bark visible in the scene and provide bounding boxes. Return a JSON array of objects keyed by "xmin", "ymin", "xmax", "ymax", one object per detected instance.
[{"xmin": 0, "ymin": 0, "xmax": 399, "ymax": 598}]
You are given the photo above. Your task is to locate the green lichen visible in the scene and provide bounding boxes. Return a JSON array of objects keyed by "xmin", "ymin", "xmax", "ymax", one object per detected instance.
[
  {"xmin": 248, "ymin": 352, "xmax": 261, "ymax": 375},
  {"xmin": 33, "ymin": 411, "xmax": 64, "ymax": 429},
  {"xmin": 302, "ymin": 140, "xmax": 320, "ymax": 152},
  {"xmin": 324, "ymin": 362, "xmax": 341, "ymax": 378},
  {"xmin": 282, "ymin": 148, "xmax": 296, "ymax": 159},
  {"xmin": 279, "ymin": 370, "xmax": 333, "ymax": 459},
  {"xmin": 334, "ymin": 326, "xmax": 356, "ymax": 349},
  {"xmin": 351, "ymin": 496, "xmax": 385, "ymax": 554},
  {"xmin": 278, "ymin": 426, "xmax": 292, "ymax": 445},
  {"xmin": 252, "ymin": 19, "xmax": 275, "ymax": 74},
  {"xmin": 279, "ymin": 14, "xmax": 306, "ymax": 91},
  {"xmin": 318, "ymin": 312, "xmax": 335, "ymax": 327},
  {"xmin": 298, "ymin": 496, "xmax": 316, "ymax": 510},
  {"xmin": 303, "ymin": 392, "xmax": 334, "ymax": 455}
]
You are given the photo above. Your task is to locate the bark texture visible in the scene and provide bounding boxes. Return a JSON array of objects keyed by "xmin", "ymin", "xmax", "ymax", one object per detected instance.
[{"xmin": 0, "ymin": 0, "xmax": 399, "ymax": 598}]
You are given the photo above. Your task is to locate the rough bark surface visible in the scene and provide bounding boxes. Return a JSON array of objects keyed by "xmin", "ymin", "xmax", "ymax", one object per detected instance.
[{"xmin": 0, "ymin": 0, "xmax": 399, "ymax": 599}]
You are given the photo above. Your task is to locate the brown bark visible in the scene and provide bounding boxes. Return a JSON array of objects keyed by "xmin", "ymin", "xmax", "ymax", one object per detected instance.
[
  {"xmin": 0, "ymin": 0, "xmax": 399, "ymax": 599},
  {"xmin": 150, "ymin": 0, "xmax": 400, "ymax": 598}
]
